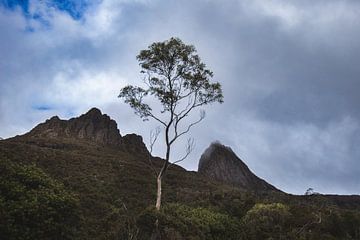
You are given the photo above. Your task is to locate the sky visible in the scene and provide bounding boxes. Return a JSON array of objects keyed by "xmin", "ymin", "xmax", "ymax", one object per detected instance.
[{"xmin": 1, "ymin": 0, "xmax": 360, "ymax": 195}]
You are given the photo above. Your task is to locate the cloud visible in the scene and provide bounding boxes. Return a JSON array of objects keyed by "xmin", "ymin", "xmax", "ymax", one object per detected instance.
[
  {"xmin": 247, "ymin": 0, "xmax": 360, "ymax": 32},
  {"xmin": 224, "ymin": 112, "xmax": 360, "ymax": 194},
  {"xmin": 1, "ymin": 0, "xmax": 360, "ymax": 194},
  {"xmin": 44, "ymin": 69, "xmax": 126, "ymax": 109}
]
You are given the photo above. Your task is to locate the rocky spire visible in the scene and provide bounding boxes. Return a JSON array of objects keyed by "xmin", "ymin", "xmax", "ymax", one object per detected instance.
[{"xmin": 198, "ymin": 142, "xmax": 279, "ymax": 192}]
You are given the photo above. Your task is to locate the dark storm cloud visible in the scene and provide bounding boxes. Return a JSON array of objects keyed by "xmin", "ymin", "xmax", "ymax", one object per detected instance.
[
  {"xmin": 183, "ymin": 0, "xmax": 360, "ymax": 126},
  {"xmin": 1, "ymin": 0, "xmax": 359, "ymax": 194}
]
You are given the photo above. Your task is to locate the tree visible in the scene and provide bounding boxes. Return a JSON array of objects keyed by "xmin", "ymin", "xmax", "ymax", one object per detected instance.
[
  {"xmin": 305, "ymin": 188, "xmax": 320, "ymax": 196},
  {"xmin": 119, "ymin": 37, "xmax": 223, "ymax": 210}
]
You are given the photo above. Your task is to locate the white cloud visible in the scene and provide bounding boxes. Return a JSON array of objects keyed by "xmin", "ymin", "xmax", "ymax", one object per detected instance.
[{"xmin": 46, "ymin": 69, "xmax": 127, "ymax": 108}]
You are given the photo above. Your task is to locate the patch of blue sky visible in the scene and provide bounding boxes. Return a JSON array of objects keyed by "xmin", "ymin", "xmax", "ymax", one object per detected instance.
[
  {"xmin": 32, "ymin": 104, "xmax": 54, "ymax": 111},
  {"xmin": 64, "ymin": 109, "xmax": 75, "ymax": 118},
  {"xmin": 0, "ymin": 0, "xmax": 100, "ymax": 21},
  {"xmin": 0, "ymin": 0, "xmax": 29, "ymax": 13},
  {"xmin": 52, "ymin": 0, "xmax": 92, "ymax": 20},
  {"xmin": 32, "ymin": 103, "xmax": 76, "ymax": 118}
]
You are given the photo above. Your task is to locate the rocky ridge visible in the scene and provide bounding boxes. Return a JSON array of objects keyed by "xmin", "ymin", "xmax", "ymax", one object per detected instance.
[{"xmin": 26, "ymin": 108, "xmax": 148, "ymax": 153}]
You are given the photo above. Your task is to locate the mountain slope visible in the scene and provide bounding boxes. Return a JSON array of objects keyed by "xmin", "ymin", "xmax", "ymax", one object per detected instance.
[
  {"xmin": 1, "ymin": 108, "xmax": 360, "ymax": 240},
  {"xmin": 0, "ymin": 108, "xmax": 243, "ymax": 239}
]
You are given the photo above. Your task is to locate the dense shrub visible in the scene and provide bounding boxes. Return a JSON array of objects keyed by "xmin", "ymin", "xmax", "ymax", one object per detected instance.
[
  {"xmin": 242, "ymin": 203, "xmax": 291, "ymax": 240},
  {"xmin": 137, "ymin": 203, "xmax": 242, "ymax": 240},
  {"xmin": 0, "ymin": 158, "xmax": 79, "ymax": 240}
]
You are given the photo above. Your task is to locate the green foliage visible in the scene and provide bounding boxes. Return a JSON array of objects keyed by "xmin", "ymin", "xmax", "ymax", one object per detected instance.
[
  {"xmin": 242, "ymin": 203, "xmax": 292, "ymax": 240},
  {"xmin": 1, "ymin": 138, "xmax": 360, "ymax": 240},
  {"xmin": 137, "ymin": 203, "xmax": 241, "ymax": 240},
  {"xmin": 119, "ymin": 37, "xmax": 223, "ymax": 121},
  {"xmin": 312, "ymin": 208, "xmax": 360, "ymax": 240},
  {"xmin": 0, "ymin": 158, "xmax": 79, "ymax": 240},
  {"xmin": 101, "ymin": 201, "xmax": 140, "ymax": 240}
]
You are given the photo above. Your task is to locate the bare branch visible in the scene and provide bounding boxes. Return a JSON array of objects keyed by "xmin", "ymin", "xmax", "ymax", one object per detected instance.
[
  {"xmin": 168, "ymin": 138, "xmax": 195, "ymax": 171},
  {"xmin": 145, "ymin": 156, "xmax": 158, "ymax": 177},
  {"xmin": 145, "ymin": 127, "xmax": 161, "ymax": 177},
  {"xmin": 147, "ymin": 112, "xmax": 167, "ymax": 126},
  {"xmin": 174, "ymin": 93, "xmax": 194, "ymax": 119},
  {"xmin": 170, "ymin": 110, "xmax": 205, "ymax": 145},
  {"xmin": 149, "ymin": 127, "xmax": 161, "ymax": 154},
  {"xmin": 173, "ymin": 91, "xmax": 200, "ymax": 129},
  {"xmin": 171, "ymin": 92, "xmax": 198, "ymax": 141}
]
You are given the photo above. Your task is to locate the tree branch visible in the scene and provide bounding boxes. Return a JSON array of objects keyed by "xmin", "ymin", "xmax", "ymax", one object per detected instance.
[
  {"xmin": 170, "ymin": 110, "xmax": 205, "ymax": 145},
  {"xmin": 149, "ymin": 127, "xmax": 161, "ymax": 153},
  {"xmin": 147, "ymin": 112, "xmax": 167, "ymax": 126},
  {"xmin": 145, "ymin": 128, "xmax": 161, "ymax": 177},
  {"xmin": 172, "ymin": 138, "xmax": 194, "ymax": 165}
]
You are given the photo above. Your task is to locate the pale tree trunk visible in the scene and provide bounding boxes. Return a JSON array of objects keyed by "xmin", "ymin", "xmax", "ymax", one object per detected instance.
[
  {"xmin": 155, "ymin": 138, "xmax": 170, "ymax": 211},
  {"xmin": 151, "ymin": 175, "xmax": 162, "ymax": 240},
  {"xmin": 155, "ymin": 175, "xmax": 162, "ymax": 211},
  {"xmin": 152, "ymin": 175, "xmax": 162, "ymax": 240}
]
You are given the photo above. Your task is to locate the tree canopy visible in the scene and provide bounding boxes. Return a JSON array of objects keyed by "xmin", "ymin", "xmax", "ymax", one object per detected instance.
[{"xmin": 119, "ymin": 37, "xmax": 223, "ymax": 128}]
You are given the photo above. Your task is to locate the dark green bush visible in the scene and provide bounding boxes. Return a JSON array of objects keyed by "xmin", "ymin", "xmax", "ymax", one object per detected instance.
[
  {"xmin": 242, "ymin": 203, "xmax": 291, "ymax": 240},
  {"xmin": 137, "ymin": 203, "xmax": 242, "ymax": 240},
  {"xmin": 0, "ymin": 158, "xmax": 79, "ymax": 240}
]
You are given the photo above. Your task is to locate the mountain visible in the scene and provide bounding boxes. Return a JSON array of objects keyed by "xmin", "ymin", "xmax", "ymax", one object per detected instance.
[
  {"xmin": 27, "ymin": 108, "xmax": 121, "ymax": 144},
  {"xmin": 1, "ymin": 108, "xmax": 243, "ymax": 239},
  {"xmin": 198, "ymin": 142, "xmax": 278, "ymax": 192},
  {"xmin": 1, "ymin": 108, "xmax": 360, "ymax": 240},
  {"xmin": 25, "ymin": 107, "xmax": 148, "ymax": 154}
]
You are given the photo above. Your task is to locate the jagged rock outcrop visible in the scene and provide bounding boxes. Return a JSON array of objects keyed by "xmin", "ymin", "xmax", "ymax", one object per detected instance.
[
  {"xmin": 198, "ymin": 142, "xmax": 279, "ymax": 192},
  {"xmin": 122, "ymin": 133, "xmax": 147, "ymax": 153},
  {"xmin": 27, "ymin": 108, "xmax": 148, "ymax": 153},
  {"xmin": 28, "ymin": 108, "xmax": 121, "ymax": 145}
]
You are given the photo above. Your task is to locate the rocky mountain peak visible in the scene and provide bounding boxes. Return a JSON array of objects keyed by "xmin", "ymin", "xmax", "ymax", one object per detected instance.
[
  {"xmin": 26, "ymin": 108, "xmax": 150, "ymax": 154},
  {"xmin": 198, "ymin": 141, "xmax": 279, "ymax": 192},
  {"xmin": 28, "ymin": 108, "xmax": 121, "ymax": 146},
  {"xmin": 85, "ymin": 107, "xmax": 102, "ymax": 117},
  {"xmin": 49, "ymin": 116, "xmax": 61, "ymax": 121}
]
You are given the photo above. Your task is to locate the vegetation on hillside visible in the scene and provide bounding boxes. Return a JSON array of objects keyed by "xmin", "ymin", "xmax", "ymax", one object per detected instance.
[
  {"xmin": 0, "ymin": 157, "xmax": 79, "ymax": 240},
  {"xmin": 1, "ymin": 136, "xmax": 360, "ymax": 239}
]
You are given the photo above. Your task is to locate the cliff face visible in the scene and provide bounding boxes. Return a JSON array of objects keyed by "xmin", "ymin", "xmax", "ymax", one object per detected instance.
[
  {"xmin": 198, "ymin": 142, "xmax": 279, "ymax": 192},
  {"xmin": 26, "ymin": 108, "xmax": 148, "ymax": 153}
]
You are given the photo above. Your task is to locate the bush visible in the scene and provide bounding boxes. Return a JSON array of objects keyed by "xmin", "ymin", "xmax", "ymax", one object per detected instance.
[
  {"xmin": 0, "ymin": 158, "xmax": 79, "ymax": 240},
  {"xmin": 137, "ymin": 203, "xmax": 242, "ymax": 240},
  {"xmin": 242, "ymin": 203, "xmax": 291, "ymax": 240}
]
